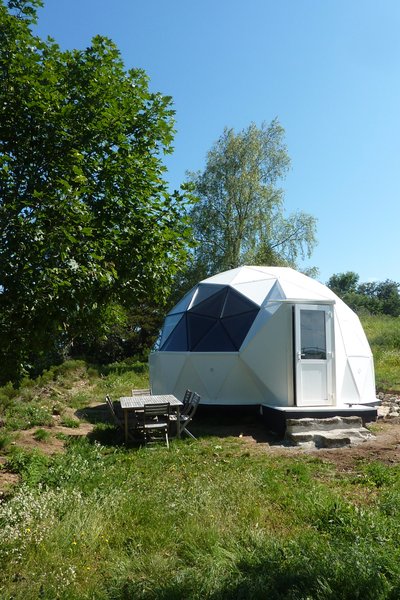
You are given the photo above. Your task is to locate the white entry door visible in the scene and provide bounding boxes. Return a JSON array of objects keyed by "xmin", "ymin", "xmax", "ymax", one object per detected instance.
[{"xmin": 295, "ymin": 304, "xmax": 334, "ymax": 407}]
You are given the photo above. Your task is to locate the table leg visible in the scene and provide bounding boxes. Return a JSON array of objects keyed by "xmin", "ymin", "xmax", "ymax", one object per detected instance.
[
  {"xmin": 176, "ymin": 406, "xmax": 181, "ymax": 438},
  {"xmin": 124, "ymin": 409, "xmax": 128, "ymax": 444}
]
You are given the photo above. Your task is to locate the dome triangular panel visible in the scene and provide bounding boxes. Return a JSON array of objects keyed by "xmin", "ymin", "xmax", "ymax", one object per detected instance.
[
  {"xmin": 161, "ymin": 315, "xmax": 188, "ymax": 351},
  {"xmin": 187, "ymin": 313, "xmax": 216, "ymax": 349},
  {"xmin": 263, "ymin": 280, "xmax": 285, "ymax": 303},
  {"xmin": 189, "ymin": 288, "xmax": 227, "ymax": 318},
  {"xmin": 222, "ymin": 288, "xmax": 258, "ymax": 317},
  {"xmin": 231, "ymin": 278, "xmax": 276, "ymax": 306},
  {"xmin": 278, "ymin": 279, "xmax": 333, "ymax": 302},
  {"xmin": 168, "ymin": 286, "xmax": 197, "ymax": 315},
  {"xmin": 348, "ymin": 357, "xmax": 370, "ymax": 397},
  {"xmin": 191, "ymin": 354, "xmax": 237, "ymax": 398},
  {"xmin": 189, "ymin": 284, "xmax": 225, "ymax": 308},
  {"xmin": 202, "ymin": 268, "xmax": 243, "ymax": 285},
  {"xmin": 230, "ymin": 267, "xmax": 276, "ymax": 285},
  {"xmin": 194, "ymin": 321, "xmax": 236, "ymax": 351}
]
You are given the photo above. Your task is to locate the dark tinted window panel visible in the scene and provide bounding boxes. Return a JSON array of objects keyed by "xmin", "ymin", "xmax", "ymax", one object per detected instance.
[
  {"xmin": 222, "ymin": 289, "xmax": 258, "ymax": 317},
  {"xmin": 161, "ymin": 315, "xmax": 188, "ymax": 351},
  {"xmin": 187, "ymin": 313, "xmax": 217, "ymax": 350},
  {"xmin": 190, "ymin": 284, "xmax": 225, "ymax": 309},
  {"xmin": 159, "ymin": 313, "xmax": 184, "ymax": 347},
  {"xmin": 194, "ymin": 321, "xmax": 236, "ymax": 352},
  {"xmin": 168, "ymin": 286, "xmax": 197, "ymax": 315},
  {"xmin": 221, "ymin": 310, "xmax": 259, "ymax": 349},
  {"xmin": 189, "ymin": 288, "xmax": 228, "ymax": 318}
]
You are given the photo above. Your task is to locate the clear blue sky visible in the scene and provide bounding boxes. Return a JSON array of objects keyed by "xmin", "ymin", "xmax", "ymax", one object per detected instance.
[{"xmin": 34, "ymin": 0, "xmax": 400, "ymax": 285}]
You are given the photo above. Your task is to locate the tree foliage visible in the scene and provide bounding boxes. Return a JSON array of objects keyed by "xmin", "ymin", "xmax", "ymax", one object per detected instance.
[
  {"xmin": 326, "ymin": 272, "xmax": 359, "ymax": 296},
  {"xmin": 0, "ymin": 1, "xmax": 191, "ymax": 383},
  {"xmin": 327, "ymin": 272, "xmax": 400, "ymax": 317},
  {"xmin": 184, "ymin": 120, "xmax": 317, "ymax": 285}
]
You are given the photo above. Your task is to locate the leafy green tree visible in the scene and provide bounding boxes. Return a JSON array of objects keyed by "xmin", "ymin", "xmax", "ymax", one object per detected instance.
[
  {"xmin": 358, "ymin": 280, "xmax": 400, "ymax": 316},
  {"xmin": 326, "ymin": 272, "xmax": 360, "ymax": 296},
  {"xmin": 327, "ymin": 273, "xmax": 400, "ymax": 317},
  {"xmin": 0, "ymin": 0, "xmax": 191, "ymax": 383},
  {"xmin": 185, "ymin": 120, "xmax": 317, "ymax": 283}
]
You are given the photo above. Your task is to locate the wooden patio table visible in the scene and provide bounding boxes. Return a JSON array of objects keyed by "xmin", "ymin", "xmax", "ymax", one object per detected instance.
[{"xmin": 119, "ymin": 394, "xmax": 183, "ymax": 444}]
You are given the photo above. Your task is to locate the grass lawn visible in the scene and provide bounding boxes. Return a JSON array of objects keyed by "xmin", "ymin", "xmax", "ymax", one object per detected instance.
[
  {"xmin": 0, "ymin": 315, "xmax": 400, "ymax": 599},
  {"xmin": 3, "ymin": 431, "xmax": 400, "ymax": 599}
]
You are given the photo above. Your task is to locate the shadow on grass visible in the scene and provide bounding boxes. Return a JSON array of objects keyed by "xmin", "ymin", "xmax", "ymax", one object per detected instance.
[
  {"xmin": 109, "ymin": 548, "xmax": 398, "ymax": 600},
  {"xmin": 76, "ymin": 402, "xmax": 284, "ymax": 446},
  {"xmin": 188, "ymin": 405, "xmax": 283, "ymax": 445}
]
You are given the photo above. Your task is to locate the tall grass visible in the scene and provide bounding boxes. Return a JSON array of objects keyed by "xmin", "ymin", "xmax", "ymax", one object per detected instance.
[
  {"xmin": 0, "ymin": 359, "xmax": 150, "ymax": 430},
  {"xmin": 361, "ymin": 314, "xmax": 400, "ymax": 392}
]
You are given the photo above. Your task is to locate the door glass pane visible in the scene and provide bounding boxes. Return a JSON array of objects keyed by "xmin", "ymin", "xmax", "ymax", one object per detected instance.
[{"xmin": 300, "ymin": 310, "xmax": 326, "ymax": 359}]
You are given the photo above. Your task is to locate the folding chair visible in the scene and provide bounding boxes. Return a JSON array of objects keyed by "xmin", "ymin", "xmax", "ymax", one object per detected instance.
[
  {"xmin": 139, "ymin": 402, "xmax": 170, "ymax": 448},
  {"xmin": 131, "ymin": 388, "xmax": 151, "ymax": 396},
  {"xmin": 170, "ymin": 392, "xmax": 201, "ymax": 440},
  {"xmin": 182, "ymin": 388, "xmax": 193, "ymax": 407},
  {"xmin": 105, "ymin": 395, "xmax": 137, "ymax": 442}
]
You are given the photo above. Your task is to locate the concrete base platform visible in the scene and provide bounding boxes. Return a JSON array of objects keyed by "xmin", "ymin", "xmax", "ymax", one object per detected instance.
[{"xmin": 261, "ymin": 404, "xmax": 378, "ymax": 436}]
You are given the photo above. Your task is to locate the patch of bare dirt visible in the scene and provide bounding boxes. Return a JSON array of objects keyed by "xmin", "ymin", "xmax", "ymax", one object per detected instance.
[
  {"xmin": 216, "ymin": 418, "xmax": 400, "ymax": 471},
  {"xmin": 0, "ymin": 420, "xmax": 95, "ymax": 493},
  {"xmin": 312, "ymin": 420, "xmax": 400, "ymax": 470},
  {"xmin": 192, "ymin": 412, "xmax": 400, "ymax": 472}
]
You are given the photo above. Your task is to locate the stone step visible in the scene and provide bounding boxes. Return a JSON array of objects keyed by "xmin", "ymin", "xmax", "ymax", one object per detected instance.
[
  {"xmin": 286, "ymin": 427, "xmax": 373, "ymax": 449},
  {"xmin": 286, "ymin": 415, "xmax": 363, "ymax": 434}
]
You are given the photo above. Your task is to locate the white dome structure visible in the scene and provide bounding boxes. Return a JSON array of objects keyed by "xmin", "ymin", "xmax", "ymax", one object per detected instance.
[{"xmin": 150, "ymin": 267, "xmax": 377, "ymax": 415}]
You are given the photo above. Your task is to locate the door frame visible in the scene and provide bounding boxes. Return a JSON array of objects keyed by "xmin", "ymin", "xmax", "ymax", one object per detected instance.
[{"xmin": 294, "ymin": 303, "xmax": 335, "ymax": 407}]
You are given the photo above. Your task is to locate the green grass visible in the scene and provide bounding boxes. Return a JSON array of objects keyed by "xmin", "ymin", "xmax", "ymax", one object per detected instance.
[
  {"xmin": 0, "ymin": 358, "xmax": 150, "ymax": 429},
  {"xmin": 1, "ymin": 438, "xmax": 400, "ymax": 599},
  {"xmin": 361, "ymin": 314, "xmax": 400, "ymax": 392},
  {"xmin": 60, "ymin": 417, "xmax": 80, "ymax": 429},
  {"xmin": 33, "ymin": 428, "xmax": 51, "ymax": 442},
  {"xmin": 0, "ymin": 317, "xmax": 399, "ymax": 598}
]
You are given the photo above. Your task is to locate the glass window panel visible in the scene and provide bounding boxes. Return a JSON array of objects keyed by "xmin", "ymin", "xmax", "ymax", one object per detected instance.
[
  {"xmin": 159, "ymin": 313, "xmax": 184, "ymax": 347},
  {"xmin": 161, "ymin": 315, "xmax": 188, "ymax": 351},
  {"xmin": 300, "ymin": 310, "xmax": 326, "ymax": 359},
  {"xmin": 187, "ymin": 313, "xmax": 217, "ymax": 350},
  {"xmin": 222, "ymin": 289, "xmax": 258, "ymax": 317},
  {"xmin": 189, "ymin": 288, "xmax": 228, "ymax": 318},
  {"xmin": 194, "ymin": 321, "xmax": 236, "ymax": 352},
  {"xmin": 190, "ymin": 284, "xmax": 225, "ymax": 308},
  {"xmin": 221, "ymin": 310, "xmax": 259, "ymax": 350},
  {"xmin": 167, "ymin": 286, "xmax": 197, "ymax": 315}
]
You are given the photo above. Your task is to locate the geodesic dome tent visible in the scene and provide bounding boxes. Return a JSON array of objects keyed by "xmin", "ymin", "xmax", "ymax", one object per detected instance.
[{"xmin": 149, "ymin": 266, "xmax": 376, "ymax": 408}]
